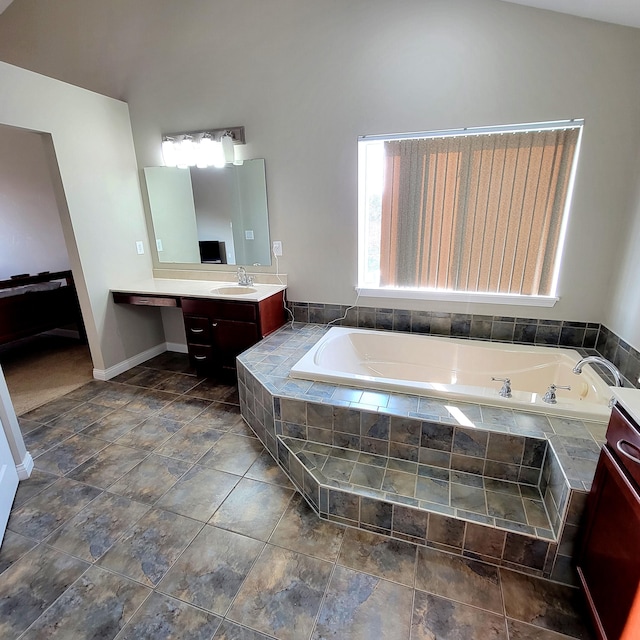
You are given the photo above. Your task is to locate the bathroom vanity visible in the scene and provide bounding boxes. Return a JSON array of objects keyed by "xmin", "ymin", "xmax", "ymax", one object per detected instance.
[
  {"xmin": 577, "ymin": 388, "xmax": 640, "ymax": 640},
  {"xmin": 112, "ymin": 279, "xmax": 287, "ymax": 376}
]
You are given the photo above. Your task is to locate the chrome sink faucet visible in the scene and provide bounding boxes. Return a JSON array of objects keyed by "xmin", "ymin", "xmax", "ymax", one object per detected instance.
[
  {"xmin": 237, "ymin": 266, "xmax": 254, "ymax": 286},
  {"xmin": 573, "ymin": 355, "xmax": 624, "ymax": 387}
]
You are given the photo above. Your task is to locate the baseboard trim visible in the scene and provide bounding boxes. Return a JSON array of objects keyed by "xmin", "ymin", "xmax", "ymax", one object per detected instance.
[
  {"xmin": 93, "ymin": 343, "xmax": 167, "ymax": 381},
  {"xmin": 16, "ymin": 452, "xmax": 34, "ymax": 480},
  {"xmin": 42, "ymin": 328, "xmax": 81, "ymax": 340},
  {"xmin": 166, "ymin": 342, "xmax": 188, "ymax": 354}
]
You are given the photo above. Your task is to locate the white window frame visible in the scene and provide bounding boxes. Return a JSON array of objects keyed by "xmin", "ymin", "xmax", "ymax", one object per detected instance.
[{"xmin": 357, "ymin": 120, "xmax": 584, "ymax": 307}]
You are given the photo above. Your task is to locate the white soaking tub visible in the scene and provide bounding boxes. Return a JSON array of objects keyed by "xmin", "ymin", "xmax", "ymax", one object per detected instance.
[{"xmin": 289, "ymin": 327, "xmax": 613, "ymax": 422}]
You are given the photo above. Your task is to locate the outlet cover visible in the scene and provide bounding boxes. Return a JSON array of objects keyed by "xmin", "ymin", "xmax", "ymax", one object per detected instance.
[
  {"xmin": 272, "ymin": 240, "xmax": 283, "ymax": 256},
  {"xmin": 156, "ymin": 238, "xmax": 163, "ymax": 252},
  {"xmin": 136, "ymin": 241, "xmax": 144, "ymax": 255}
]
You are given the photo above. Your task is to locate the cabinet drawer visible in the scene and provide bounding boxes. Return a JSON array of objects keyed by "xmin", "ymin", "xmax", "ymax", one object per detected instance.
[
  {"xmin": 216, "ymin": 302, "xmax": 257, "ymax": 322},
  {"xmin": 608, "ymin": 405, "xmax": 640, "ymax": 486},
  {"xmin": 188, "ymin": 344, "xmax": 214, "ymax": 366},
  {"xmin": 184, "ymin": 315, "xmax": 211, "ymax": 343},
  {"xmin": 181, "ymin": 298, "xmax": 218, "ymax": 316},
  {"xmin": 113, "ymin": 292, "xmax": 178, "ymax": 307},
  {"xmin": 181, "ymin": 297, "xmax": 257, "ymax": 322}
]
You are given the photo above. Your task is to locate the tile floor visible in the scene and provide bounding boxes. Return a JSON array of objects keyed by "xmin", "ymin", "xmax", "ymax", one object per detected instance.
[{"xmin": 1, "ymin": 352, "xmax": 595, "ymax": 639}]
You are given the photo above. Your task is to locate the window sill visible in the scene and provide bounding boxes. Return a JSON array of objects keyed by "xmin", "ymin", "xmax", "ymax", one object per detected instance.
[{"xmin": 356, "ymin": 287, "xmax": 559, "ymax": 307}]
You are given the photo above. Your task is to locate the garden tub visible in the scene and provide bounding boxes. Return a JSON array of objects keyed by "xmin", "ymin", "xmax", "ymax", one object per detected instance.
[{"xmin": 289, "ymin": 327, "xmax": 613, "ymax": 422}]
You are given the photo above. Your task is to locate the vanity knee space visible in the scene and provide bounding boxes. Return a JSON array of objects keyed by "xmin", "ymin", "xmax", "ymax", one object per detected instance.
[{"xmin": 112, "ymin": 283, "xmax": 287, "ymax": 377}]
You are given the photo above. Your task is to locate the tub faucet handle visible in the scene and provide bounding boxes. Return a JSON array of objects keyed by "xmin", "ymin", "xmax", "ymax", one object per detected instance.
[
  {"xmin": 542, "ymin": 383, "xmax": 571, "ymax": 404},
  {"xmin": 491, "ymin": 377, "xmax": 512, "ymax": 398}
]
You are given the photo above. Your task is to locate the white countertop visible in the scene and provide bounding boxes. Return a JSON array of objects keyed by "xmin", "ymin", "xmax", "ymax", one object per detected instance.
[
  {"xmin": 612, "ymin": 387, "xmax": 640, "ymax": 425},
  {"xmin": 111, "ymin": 278, "xmax": 287, "ymax": 303}
]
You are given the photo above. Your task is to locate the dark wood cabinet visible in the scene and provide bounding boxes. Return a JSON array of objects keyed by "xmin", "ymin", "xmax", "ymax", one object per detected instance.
[
  {"xmin": 181, "ymin": 292, "xmax": 285, "ymax": 375},
  {"xmin": 577, "ymin": 405, "xmax": 640, "ymax": 640},
  {"xmin": 112, "ymin": 287, "xmax": 286, "ymax": 378}
]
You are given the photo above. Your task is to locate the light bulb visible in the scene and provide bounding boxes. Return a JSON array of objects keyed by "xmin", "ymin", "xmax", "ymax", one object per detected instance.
[
  {"xmin": 233, "ymin": 144, "xmax": 244, "ymax": 165},
  {"xmin": 181, "ymin": 138, "xmax": 197, "ymax": 167},
  {"xmin": 196, "ymin": 136, "xmax": 215, "ymax": 168},
  {"xmin": 211, "ymin": 141, "xmax": 226, "ymax": 168},
  {"xmin": 174, "ymin": 139, "xmax": 190, "ymax": 168},
  {"xmin": 221, "ymin": 134, "xmax": 234, "ymax": 164},
  {"xmin": 162, "ymin": 139, "xmax": 177, "ymax": 167}
]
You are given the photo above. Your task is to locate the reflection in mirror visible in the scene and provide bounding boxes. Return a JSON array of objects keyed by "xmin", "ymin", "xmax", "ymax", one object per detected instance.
[{"xmin": 144, "ymin": 159, "xmax": 271, "ymax": 267}]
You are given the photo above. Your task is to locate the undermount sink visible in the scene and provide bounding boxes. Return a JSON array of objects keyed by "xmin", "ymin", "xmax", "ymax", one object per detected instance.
[{"xmin": 212, "ymin": 286, "xmax": 258, "ymax": 295}]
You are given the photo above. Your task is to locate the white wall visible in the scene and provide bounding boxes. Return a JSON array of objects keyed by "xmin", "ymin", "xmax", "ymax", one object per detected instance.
[
  {"xmin": 0, "ymin": 61, "xmax": 162, "ymax": 371},
  {"xmin": 125, "ymin": 0, "xmax": 640, "ymax": 329},
  {"xmin": 1, "ymin": 0, "xmax": 640, "ymax": 344},
  {"xmin": 0, "ymin": 125, "xmax": 69, "ymax": 280},
  {"xmin": 607, "ymin": 150, "xmax": 640, "ymax": 350}
]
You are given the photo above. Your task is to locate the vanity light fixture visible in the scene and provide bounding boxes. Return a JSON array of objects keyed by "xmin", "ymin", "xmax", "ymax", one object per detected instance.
[{"xmin": 161, "ymin": 126, "xmax": 245, "ymax": 169}]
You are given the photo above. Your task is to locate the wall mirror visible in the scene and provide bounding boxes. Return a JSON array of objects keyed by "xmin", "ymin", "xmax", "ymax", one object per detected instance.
[{"xmin": 144, "ymin": 159, "xmax": 271, "ymax": 267}]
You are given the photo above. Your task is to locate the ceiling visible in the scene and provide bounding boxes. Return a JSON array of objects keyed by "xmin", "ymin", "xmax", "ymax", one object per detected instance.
[
  {"xmin": 500, "ymin": 0, "xmax": 640, "ymax": 28},
  {"xmin": 0, "ymin": 0, "xmax": 638, "ymax": 29}
]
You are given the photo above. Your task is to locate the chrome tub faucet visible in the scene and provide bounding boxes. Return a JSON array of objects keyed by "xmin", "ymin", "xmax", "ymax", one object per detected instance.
[{"xmin": 573, "ymin": 355, "xmax": 623, "ymax": 387}]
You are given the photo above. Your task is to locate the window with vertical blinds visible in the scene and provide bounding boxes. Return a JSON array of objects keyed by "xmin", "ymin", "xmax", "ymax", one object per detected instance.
[{"xmin": 359, "ymin": 121, "xmax": 582, "ymax": 301}]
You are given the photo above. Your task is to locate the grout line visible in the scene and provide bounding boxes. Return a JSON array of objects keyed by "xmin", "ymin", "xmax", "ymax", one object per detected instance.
[
  {"xmin": 13, "ymin": 553, "xmax": 95, "ymax": 640},
  {"xmin": 9, "ymin": 354, "xmax": 585, "ymax": 638}
]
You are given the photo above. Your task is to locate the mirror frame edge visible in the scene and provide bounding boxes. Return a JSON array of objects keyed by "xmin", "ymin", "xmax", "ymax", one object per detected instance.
[{"xmin": 140, "ymin": 162, "xmax": 277, "ymax": 274}]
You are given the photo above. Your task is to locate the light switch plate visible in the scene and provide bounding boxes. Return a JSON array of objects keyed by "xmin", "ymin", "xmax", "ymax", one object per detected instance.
[
  {"xmin": 245, "ymin": 230, "xmax": 254, "ymax": 240},
  {"xmin": 136, "ymin": 241, "xmax": 144, "ymax": 254},
  {"xmin": 156, "ymin": 239, "xmax": 163, "ymax": 252}
]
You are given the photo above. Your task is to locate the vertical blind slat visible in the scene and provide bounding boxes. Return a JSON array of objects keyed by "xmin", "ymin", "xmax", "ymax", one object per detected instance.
[{"xmin": 380, "ymin": 128, "xmax": 578, "ymax": 295}]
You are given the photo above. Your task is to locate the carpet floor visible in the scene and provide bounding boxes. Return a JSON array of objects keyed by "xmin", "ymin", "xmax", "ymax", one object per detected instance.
[{"xmin": 0, "ymin": 334, "xmax": 93, "ymax": 416}]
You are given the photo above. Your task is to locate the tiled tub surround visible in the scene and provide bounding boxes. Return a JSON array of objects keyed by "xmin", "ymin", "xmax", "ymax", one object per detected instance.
[
  {"xmin": 238, "ymin": 323, "xmax": 607, "ymax": 585},
  {"xmin": 287, "ymin": 301, "xmax": 640, "ymax": 389}
]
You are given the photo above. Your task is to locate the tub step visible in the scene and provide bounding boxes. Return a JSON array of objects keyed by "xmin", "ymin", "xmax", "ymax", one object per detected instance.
[{"xmin": 278, "ymin": 436, "xmax": 555, "ymax": 542}]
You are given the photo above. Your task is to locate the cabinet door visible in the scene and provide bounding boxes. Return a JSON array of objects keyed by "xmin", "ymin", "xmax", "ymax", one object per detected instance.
[
  {"xmin": 212, "ymin": 320, "xmax": 260, "ymax": 368},
  {"xmin": 577, "ymin": 446, "xmax": 640, "ymax": 640}
]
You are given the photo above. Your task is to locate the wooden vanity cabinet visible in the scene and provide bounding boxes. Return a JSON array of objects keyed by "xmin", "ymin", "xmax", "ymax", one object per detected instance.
[
  {"xmin": 181, "ymin": 291, "xmax": 285, "ymax": 375},
  {"xmin": 577, "ymin": 405, "xmax": 640, "ymax": 640}
]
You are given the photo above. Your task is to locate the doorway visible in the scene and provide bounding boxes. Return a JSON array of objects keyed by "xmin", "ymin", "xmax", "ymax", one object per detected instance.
[{"xmin": 0, "ymin": 124, "xmax": 93, "ymax": 414}]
